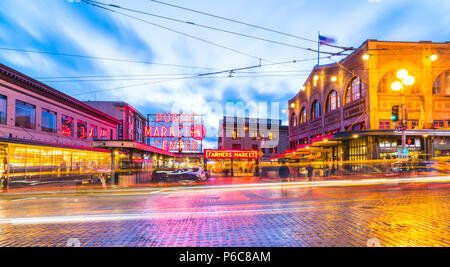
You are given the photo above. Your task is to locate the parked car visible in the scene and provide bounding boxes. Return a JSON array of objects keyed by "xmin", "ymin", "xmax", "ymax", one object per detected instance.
[{"xmin": 153, "ymin": 168, "xmax": 208, "ymax": 182}]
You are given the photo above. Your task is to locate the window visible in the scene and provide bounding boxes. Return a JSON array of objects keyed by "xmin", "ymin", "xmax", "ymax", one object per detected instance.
[
  {"xmin": 41, "ymin": 109, "xmax": 57, "ymax": 133},
  {"xmin": 88, "ymin": 125, "xmax": 98, "ymax": 139},
  {"xmin": 62, "ymin": 116, "xmax": 74, "ymax": 137},
  {"xmin": 311, "ymin": 100, "xmax": 321, "ymax": 120},
  {"xmin": 99, "ymin": 128, "xmax": 107, "ymax": 140},
  {"xmin": 379, "ymin": 72, "xmax": 421, "ymax": 95},
  {"xmin": 0, "ymin": 95, "xmax": 6, "ymax": 125},
  {"xmin": 232, "ymin": 144, "xmax": 242, "ymax": 150},
  {"xmin": 433, "ymin": 71, "xmax": 450, "ymax": 96},
  {"xmin": 77, "ymin": 120, "xmax": 88, "ymax": 139},
  {"xmin": 434, "ymin": 120, "xmax": 444, "ymax": 128},
  {"xmin": 346, "ymin": 77, "xmax": 365, "ymax": 104},
  {"xmin": 300, "ymin": 108, "xmax": 307, "ymax": 124},
  {"xmin": 290, "ymin": 113, "xmax": 298, "ymax": 127},
  {"xmin": 410, "ymin": 121, "xmax": 419, "ymax": 129},
  {"xmin": 379, "ymin": 120, "xmax": 391, "ymax": 129},
  {"xmin": 325, "ymin": 90, "xmax": 339, "ymax": 113},
  {"xmin": 15, "ymin": 100, "xmax": 35, "ymax": 129}
]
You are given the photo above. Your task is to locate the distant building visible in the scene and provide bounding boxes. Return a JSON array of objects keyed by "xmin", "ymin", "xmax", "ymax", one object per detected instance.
[
  {"xmin": 84, "ymin": 101, "xmax": 146, "ymax": 144},
  {"xmin": 288, "ymin": 40, "xmax": 450, "ymax": 161},
  {"xmin": 218, "ymin": 116, "xmax": 289, "ymax": 160}
]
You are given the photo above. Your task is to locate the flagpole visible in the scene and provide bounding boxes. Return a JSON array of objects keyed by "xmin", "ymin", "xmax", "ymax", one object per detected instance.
[{"xmin": 317, "ymin": 31, "xmax": 320, "ymax": 67}]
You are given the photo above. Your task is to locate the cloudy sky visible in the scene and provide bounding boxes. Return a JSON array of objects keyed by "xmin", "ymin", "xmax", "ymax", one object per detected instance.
[{"xmin": 0, "ymin": 0, "xmax": 449, "ymax": 149}]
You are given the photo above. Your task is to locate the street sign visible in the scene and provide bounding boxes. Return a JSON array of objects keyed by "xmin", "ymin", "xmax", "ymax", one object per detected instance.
[{"xmin": 258, "ymin": 151, "xmax": 264, "ymax": 158}]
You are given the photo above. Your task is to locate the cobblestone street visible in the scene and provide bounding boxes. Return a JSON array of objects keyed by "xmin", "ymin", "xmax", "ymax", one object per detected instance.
[{"xmin": 0, "ymin": 177, "xmax": 449, "ymax": 247}]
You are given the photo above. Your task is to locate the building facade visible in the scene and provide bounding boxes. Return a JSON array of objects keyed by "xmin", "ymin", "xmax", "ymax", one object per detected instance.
[
  {"xmin": 84, "ymin": 101, "xmax": 147, "ymax": 143},
  {"xmin": 218, "ymin": 116, "xmax": 289, "ymax": 160},
  {"xmin": 0, "ymin": 63, "xmax": 120, "ymax": 187},
  {"xmin": 288, "ymin": 40, "xmax": 450, "ymax": 161}
]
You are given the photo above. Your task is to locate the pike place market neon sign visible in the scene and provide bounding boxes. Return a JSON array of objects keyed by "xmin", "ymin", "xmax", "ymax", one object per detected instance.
[{"xmin": 144, "ymin": 113, "xmax": 206, "ymax": 152}]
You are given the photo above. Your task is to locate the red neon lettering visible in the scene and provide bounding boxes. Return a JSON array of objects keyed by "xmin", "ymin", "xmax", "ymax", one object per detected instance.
[
  {"xmin": 192, "ymin": 141, "xmax": 198, "ymax": 151},
  {"xmin": 156, "ymin": 113, "xmax": 163, "ymax": 123},
  {"xmin": 172, "ymin": 114, "xmax": 179, "ymax": 124},
  {"xmin": 184, "ymin": 140, "xmax": 191, "ymax": 151},
  {"xmin": 153, "ymin": 127, "xmax": 160, "ymax": 137},
  {"xmin": 162, "ymin": 141, "xmax": 169, "ymax": 151},
  {"xmin": 164, "ymin": 113, "xmax": 171, "ymax": 123},
  {"xmin": 89, "ymin": 127, "xmax": 95, "ymax": 138},
  {"xmin": 144, "ymin": 126, "xmax": 153, "ymax": 137},
  {"xmin": 169, "ymin": 127, "xmax": 176, "ymax": 138},
  {"xmin": 169, "ymin": 141, "xmax": 177, "ymax": 151},
  {"xmin": 184, "ymin": 126, "xmax": 191, "ymax": 137},
  {"xmin": 161, "ymin": 126, "xmax": 168, "ymax": 137}
]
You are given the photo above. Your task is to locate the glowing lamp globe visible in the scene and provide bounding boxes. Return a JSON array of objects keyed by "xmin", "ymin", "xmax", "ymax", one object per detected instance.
[
  {"xmin": 403, "ymin": 76, "xmax": 415, "ymax": 86},
  {"xmin": 397, "ymin": 69, "xmax": 409, "ymax": 79},
  {"xmin": 391, "ymin": 81, "xmax": 403, "ymax": 91}
]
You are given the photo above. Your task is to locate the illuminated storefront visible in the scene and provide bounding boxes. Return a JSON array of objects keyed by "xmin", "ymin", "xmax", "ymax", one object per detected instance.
[
  {"xmin": 0, "ymin": 139, "xmax": 111, "ymax": 185},
  {"xmin": 204, "ymin": 150, "xmax": 259, "ymax": 176}
]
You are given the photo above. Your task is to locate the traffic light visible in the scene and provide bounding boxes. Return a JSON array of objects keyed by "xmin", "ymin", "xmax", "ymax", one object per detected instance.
[{"xmin": 391, "ymin": 105, "xmax": 400, "ymax": 122}]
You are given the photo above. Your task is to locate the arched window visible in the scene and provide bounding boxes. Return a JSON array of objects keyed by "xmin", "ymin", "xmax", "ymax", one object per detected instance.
[
  {"xmin": 433, "ymin": 71, "xmax": 450, "ymax": 96},
  {"xmin": 325, "ymin": 90, "xmax": 340, "ymax": 113},
  {"xmin": 345, "ymin": 77, "xmax": 366, "ymax": 104},
  {"xmin": 300, "ymin": 108, "xmax": 307, "ymax": 124},
  {"xmin": 311, "ymin": 100, "xmax": 321, "ymax": 120},
  {"xmin": 378, "ymin": 72, "xmax": 421, "ymax": 95},
  {"xmin": 290, "ymin": 113, "xmax": 298, "ymax": 127}
]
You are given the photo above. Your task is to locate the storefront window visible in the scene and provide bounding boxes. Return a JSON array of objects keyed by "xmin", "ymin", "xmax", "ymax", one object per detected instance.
[
  {"xmin": 15, "ymin": 100, "xmax": 35, "ymax": 129},
  {"xmin": 77, "ymin": 120, "xmax": 87, "ymax": 139},
  {"xmin": 89, "ymin": 125, "xmax": 98, "ymax": 139},
  {"xmin": 41, "ymin": 109, "xmax": 57, "ymax": 133},
  {"xmin": 62, "ymin": 115, "xmax": 74, "ymax": 137},
  {"xmin": 99, "ymin": 128, "xmax": 107, "ymax": 140},
  {"xmin": 0, "ymin": 95, "xmax": 6, "ymax": 125}
]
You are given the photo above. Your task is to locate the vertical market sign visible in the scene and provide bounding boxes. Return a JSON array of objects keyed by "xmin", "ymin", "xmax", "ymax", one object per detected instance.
[{"xmin": 144, "ymin": 113, "xmax": 206, "ymax": 153}]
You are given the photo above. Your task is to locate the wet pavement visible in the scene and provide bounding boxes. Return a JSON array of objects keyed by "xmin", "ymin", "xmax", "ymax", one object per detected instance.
[{"xmin": 0, "ymin": 176, "xmax": 449, "ymax": 247}]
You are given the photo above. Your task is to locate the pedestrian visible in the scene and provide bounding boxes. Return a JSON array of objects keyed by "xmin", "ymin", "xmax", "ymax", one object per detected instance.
[{"xmin": 306, "ymin": 164, "xmax": 314, "ymax": 181}]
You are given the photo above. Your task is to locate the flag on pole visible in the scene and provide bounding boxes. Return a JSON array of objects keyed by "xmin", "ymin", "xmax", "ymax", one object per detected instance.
[{"xmin": 319, "ymin": 35, "xmax": 336, "ymax": 45}]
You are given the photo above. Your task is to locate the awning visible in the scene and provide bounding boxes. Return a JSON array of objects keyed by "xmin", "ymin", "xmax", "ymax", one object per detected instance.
[{"xmin": 91, "ymin": 140, "xmax": 178, "ymax": 157}]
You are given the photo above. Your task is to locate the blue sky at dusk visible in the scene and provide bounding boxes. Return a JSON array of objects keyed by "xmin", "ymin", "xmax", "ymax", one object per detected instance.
[{"xmin": 0, "ymin": 0, "xmax": 449, "ymax": 149}]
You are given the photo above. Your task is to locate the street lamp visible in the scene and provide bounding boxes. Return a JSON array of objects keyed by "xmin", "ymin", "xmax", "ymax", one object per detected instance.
[{"xmin": 391, "ymin": 70, "xmax": 415, "ymax": 159}]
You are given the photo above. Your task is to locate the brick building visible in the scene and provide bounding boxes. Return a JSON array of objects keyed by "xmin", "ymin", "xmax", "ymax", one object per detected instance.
[{"xmin": 288, "ymin": 40, "xmax": 450, "ymax": 161}]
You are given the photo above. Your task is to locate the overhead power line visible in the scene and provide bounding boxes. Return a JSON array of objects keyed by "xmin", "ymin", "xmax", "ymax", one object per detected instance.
[
  {"xmin": 0, "ymin": 47, "xmax": 219, "ymax": 71},
  {"xmin": 82, "ymin": 0, "xmax": 349, "ymax": 56},
  {"xmin": 81, "ymin": 0, "xmax": 263, "ymax": 62},
  {"xmin": 148, "ymin": 0, "xmax": 356, "ymax": 51}
]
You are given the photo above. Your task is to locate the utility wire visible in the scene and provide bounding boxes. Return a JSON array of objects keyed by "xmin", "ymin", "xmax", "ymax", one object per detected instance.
[
  {"xmin": 81, "ymin": 0, "xmax": 262, "ymax": 62},
  {"xmin": 148, "ymin": 0, "xmax": 355, "ymax": 51},
  {"xmin": 83, "ymin": 0, "xmax": 349, "ymax": 55},
  {"xmin": 0, "ymin": 47, "xmax": 219, "ymax": 71}
]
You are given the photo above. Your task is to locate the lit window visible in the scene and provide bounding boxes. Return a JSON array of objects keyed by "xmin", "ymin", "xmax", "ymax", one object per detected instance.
[
  {"xmin": 433, "ymin": 71, "xmax": 450, "ymax": 96},
  {"xmin": 311, "ymin": 100, "xmax": 321, "ymax": 119},
  {"xmin": 0, "ymin": 95, "xmax": 7, "ymax": 125},
  {"xmin": 41, "ymin": 109, "xmax": 57, "ymax": 133},
  {"xmin": 77, "ymin": 120, "xmax": 87, "ymax": 139},
  {"xmin": 326, "ymin": 90, "xmax": 339, "ymax": 113},
  {"xmin": 62, "ymin": 115, "xmax": 74, "ymax": 137},
  {"xmin": 291, "ymin": 113, "xmax": 298, "ymax": 127},
  {"xmin": 300, "ymin": 108, "xmax": 307, "ymax": 124},
  {"xmin": 434, "ymin": 120, "xmax": 444, "ymax": 128},
  {"xmin": 15, "ymin": 100, "xmax": 36, "ymax": 129}
]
